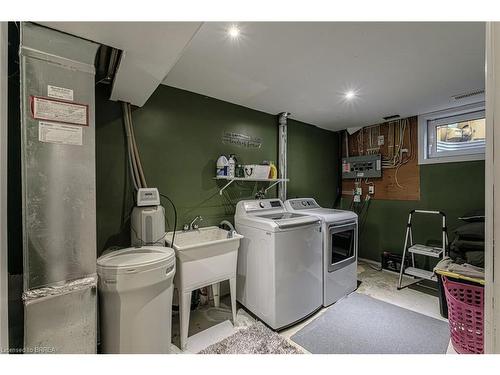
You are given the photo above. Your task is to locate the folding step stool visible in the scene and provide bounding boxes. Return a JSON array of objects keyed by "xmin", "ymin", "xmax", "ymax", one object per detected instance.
[{"xmin": 397, "ymin": 209, "xmax": 448, "ymax": 290}]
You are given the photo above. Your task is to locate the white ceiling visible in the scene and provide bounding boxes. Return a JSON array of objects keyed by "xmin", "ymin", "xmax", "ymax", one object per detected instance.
[
  {"xmin": 164, "ymin": 22, "xmax": 485, "ymax": 131},
  {"xmin": 39, "ymin": 22, "xmax": 202, "ymax": 106},
  {"xmin": 38, "ymin": 22, "xmax": 485, "ymax": 132}
]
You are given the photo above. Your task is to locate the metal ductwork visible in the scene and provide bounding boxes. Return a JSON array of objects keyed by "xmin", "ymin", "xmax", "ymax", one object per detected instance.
[
  {"xmin": 20, "ymin": 22, "xmax": 99, "ymax": 353},
  {"xmin": 278, "ymin": 112, "xmax": 290, "ymax": 202},
  {"xmin": 95, "ymin": 45, "xmax": 121, "ymax": 85}
]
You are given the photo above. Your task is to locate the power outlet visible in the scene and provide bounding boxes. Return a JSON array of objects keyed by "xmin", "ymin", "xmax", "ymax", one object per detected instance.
[
  {"xmin": 353, "ymin": 194, "xmax": 361, "ymax": 203},
  {"xmin": 368, "ymin": 185, "xmax": 375, "ymax": 194},
  {"xmin": 356, "ymin": 187, "xmax": 362, "ymax": 195},
  {"xmin": 377, "ymin": 135, "xmax": 385, "ymax": 146}
]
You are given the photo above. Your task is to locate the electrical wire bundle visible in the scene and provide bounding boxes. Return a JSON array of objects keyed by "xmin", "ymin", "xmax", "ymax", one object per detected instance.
[
  {"xmin": 365, "ymin": 125, "xmax": 382, "ymax": 155},
  {"xmin": 381, "ymin": 118, "xmax": 415, "ymax": 188},
  {"xmin": 381, "ymin": 118, "xmax": 412, "ymax": 169},
  {"xmin": 342, "ymin": 118, "xmax": 415, "ymax": 270},
  {"xmin": 348, "ymin": 118, "xmax": 414, "ymax": 189},
  {"xmin": 347, "ymin": 184, "xmax": 380, "ymax": 271}
]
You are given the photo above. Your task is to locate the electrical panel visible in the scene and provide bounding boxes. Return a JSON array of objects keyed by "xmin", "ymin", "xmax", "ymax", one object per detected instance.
[{"xmin": 342, "ymin": 154, "xmax": 382, "ymax": 179}]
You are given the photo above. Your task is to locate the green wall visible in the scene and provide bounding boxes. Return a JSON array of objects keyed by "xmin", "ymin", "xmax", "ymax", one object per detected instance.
[
  {"xmin": 288, "ymin": 121, "xmax": 340, "ymax": 203},
  {"xmin": 343, "ymin": 160, "xmax": 485, "ymax": 262},
  {"xmin": 96, "ymin": 85, "xmax": 339, "ymax": 254},
  {"xmin": 97, "ymin": 84, "xmax": 484, "ymax": 263}
]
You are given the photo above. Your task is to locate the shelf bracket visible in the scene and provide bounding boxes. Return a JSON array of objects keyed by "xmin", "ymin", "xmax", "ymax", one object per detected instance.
[
  {"xmin": 219, "ymin": 179, "xmax": 235, "ymax": 195},
  {"xmin": 264, "ymin": 180, "xmax": 282, "ymax": 194}
]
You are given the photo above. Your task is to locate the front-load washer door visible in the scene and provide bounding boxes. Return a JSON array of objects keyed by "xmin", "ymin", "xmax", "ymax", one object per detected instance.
[{"xmin": 328, "ymin": 221, "xmax": 357, "ymax": 272}]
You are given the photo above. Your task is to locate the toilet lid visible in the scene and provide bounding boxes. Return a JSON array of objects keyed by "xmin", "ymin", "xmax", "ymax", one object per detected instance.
[{"xmin": 97, "ymin": 246, "xmax": 175, "ymax": 274}]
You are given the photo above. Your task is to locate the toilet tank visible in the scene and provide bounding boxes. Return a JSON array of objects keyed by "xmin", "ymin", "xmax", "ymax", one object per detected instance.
[{"xmin": 131, "ymin": 206, "xmax": 166, "ymax": 247}]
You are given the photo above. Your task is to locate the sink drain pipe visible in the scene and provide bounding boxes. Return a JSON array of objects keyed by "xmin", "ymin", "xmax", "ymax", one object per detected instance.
[{"xmin": 278, "ymin": 112, "xmax": 291, "ymax": 202}]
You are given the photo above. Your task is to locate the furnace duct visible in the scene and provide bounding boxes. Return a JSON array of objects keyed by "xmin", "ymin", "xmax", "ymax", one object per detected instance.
[{"xmin": 19, "ymin": 22, "xmax": 99, "ymax": 353}]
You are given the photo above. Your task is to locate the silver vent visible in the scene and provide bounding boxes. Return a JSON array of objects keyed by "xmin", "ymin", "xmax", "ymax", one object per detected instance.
[{"xmin": 452, "ymin": 89, "xmax": 485, "ymax": 101}]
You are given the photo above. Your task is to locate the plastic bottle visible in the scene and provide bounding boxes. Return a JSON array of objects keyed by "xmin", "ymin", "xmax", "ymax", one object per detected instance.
[
  {"xmin": 269, "ymin": 162, "xmax": 278, "ymax": 179},
  {"xmin": 216, "ymin": 155, "xmax": 229, "ymax": 177},
  {"xmin": 228, "ymin": 154, "xmax": 236, "ymax": 178}
]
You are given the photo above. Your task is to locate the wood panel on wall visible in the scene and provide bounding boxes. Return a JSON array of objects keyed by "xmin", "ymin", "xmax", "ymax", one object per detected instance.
[{"xmin": 341, "ymin": 116, "xmax": 420, "ymax": 201}]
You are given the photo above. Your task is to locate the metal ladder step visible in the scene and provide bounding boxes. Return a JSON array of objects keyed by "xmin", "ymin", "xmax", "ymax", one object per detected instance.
[
  {"xmin": 404, "ymin": 267, "xmax": 437, "ymax": 281},
  {"xmin": 408, "ymin": 244, "xmax": 443, "ymax": 258}
]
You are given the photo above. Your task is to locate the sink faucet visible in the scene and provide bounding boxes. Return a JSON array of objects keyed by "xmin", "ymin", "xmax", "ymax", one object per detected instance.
[{"xmin": 184, "ymin": 215, "xmax": 203, "ymax": 231}]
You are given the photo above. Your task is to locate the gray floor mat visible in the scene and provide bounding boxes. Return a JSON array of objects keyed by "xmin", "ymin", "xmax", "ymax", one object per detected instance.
[
  {"xmin": 291, "ymin": 293, "xmax": 450, "ymax": 354},
  {"xmin": 199, "ymin": 322, "xmax": 303, "ymax": 354}
]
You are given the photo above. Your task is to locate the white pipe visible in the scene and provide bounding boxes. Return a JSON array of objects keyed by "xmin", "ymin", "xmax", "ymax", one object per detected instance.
[
  {"xmin": 127, "ymin": 104, "xmax": 146, "ymax": 188},
  {"xmin": 127, "ymin": 104, "xmax": 147, "ymax": 188},
  {"xmin": 123, "ymin": 105, "xmax": 137, "ymax": 187},
  {"xmin": 278, "ymin": 112, "xmax": 290, "ymax": 202},
  {"xmin": 127, "ymin": 103, "xmax": 148, "ymax": 188},
  {"xmin": 122, "ymin": 102, "xmax": 140, "ymax": 190}
]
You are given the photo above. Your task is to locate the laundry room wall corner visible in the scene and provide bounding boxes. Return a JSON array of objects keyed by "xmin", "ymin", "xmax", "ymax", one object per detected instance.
[{"xmin": 287, "ymin": 120, "xmax": 340, "ymax": 207}]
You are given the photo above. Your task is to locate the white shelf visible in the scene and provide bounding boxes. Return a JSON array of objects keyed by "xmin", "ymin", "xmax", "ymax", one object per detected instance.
[{"xmin": 214, "ymin": 177, "xmax": 289, "ymax": 195}]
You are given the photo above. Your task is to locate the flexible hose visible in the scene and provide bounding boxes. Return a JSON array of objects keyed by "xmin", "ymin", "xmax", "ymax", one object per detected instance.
[
  {"xmin": 126, "ymin": 108, "xmax": 142, "ymax": 189},
  {"xmin": 127, "ymin": 141, "xmax": 139, "ymax": 191},
  {"xmin": 127, "ymin": 103, "xmax": 148, "ymax": 188},
  {"xmin": 160, "ymin": 193, "xmax": 177, "ymax": 247},
  {"xmin": 122, "ymin": 102, "xmax": 140, "ymax": 190}
]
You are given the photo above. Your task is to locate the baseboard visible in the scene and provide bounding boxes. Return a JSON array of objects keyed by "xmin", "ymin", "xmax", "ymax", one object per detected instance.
[
  {"xmin": 358, "ymin": 257, "xmax": 381, "ymax": 267},
  {"xmin": 358, "ymin": 257, "xmax": 400, "ymax": 275}
]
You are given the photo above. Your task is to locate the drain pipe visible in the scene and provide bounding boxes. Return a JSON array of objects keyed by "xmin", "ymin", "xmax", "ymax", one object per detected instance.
[{"xmin": 278, "ymin": 112, "xmax": 291, "ymax": 202}]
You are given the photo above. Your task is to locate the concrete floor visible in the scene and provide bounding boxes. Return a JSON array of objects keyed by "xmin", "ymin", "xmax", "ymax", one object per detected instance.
[{"xmin": 171, "ymin": 263, "xmax": 456, "ymax": 354}]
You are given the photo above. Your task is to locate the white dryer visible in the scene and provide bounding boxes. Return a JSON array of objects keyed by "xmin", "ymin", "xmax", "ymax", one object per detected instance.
[
  {"xmin": 285, "ymin": 198, "xmax": 358, "ymax": 307},
  {"xmin": 235, "ymin": 199, "xmax": 322, "ymax": 330}
]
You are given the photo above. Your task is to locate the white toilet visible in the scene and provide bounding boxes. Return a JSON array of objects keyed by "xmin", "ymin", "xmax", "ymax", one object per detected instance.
[{"xmin": 97, "ymin": 246, "xmax": 176, "ymax": 354}]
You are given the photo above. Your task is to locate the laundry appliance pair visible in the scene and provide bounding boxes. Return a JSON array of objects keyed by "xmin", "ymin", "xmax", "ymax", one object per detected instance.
[{"xmin": 234, "ymin": 198, "xmax": 358, "ymax": 330}]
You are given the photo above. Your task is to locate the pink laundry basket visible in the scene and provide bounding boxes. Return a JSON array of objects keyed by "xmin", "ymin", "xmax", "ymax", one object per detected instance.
[{"xmin": 442, "ymin": 276, "xmax": 484, "ymax": 354}]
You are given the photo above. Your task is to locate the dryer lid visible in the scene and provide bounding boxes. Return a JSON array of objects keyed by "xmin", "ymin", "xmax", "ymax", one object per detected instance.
[
  {"xmin": 304, "ymin": 209, "xmax": 358, "ymax": 222},
  {"xmin": 285, "ymin": 198, "xmax": 357, "ymax": 221}
]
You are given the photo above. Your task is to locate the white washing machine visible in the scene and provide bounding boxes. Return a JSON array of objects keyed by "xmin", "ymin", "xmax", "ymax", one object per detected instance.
[
  {"xmin": 285, "ymin": 198, "xmax": 358, "ymax": 307},
  {"xmin": 235, "ymin": 199, "xmax": 322, "ymax": 330}
]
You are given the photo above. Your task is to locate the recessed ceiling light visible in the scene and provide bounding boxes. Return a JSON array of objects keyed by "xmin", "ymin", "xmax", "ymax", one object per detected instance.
[
  {"xmin": 345, "ymin": 91, "xmax": 356, "ymax": 100},
  {"xmin": 228, "ymin": 25, "xmax": 240, "ymax": 39}
]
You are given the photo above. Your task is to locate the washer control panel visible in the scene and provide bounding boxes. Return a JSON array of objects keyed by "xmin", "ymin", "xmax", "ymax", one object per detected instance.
[
  {"xmin": 244, "ymin": 199, "xmax": 283, "ymax": 212},
  {"xmin": 288, "ymin": 198, "xmax": 320, "ymax": 210}
]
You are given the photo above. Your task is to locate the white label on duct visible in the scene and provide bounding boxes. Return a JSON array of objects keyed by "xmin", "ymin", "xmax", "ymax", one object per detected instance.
[
  {"xmin": 32, "ymin": 96, "xmax": 88, "ymax": 126},
  {"xmin": 38, "ymin": 121, "xmax": 83, "ymax": 146},
  {"xmin": 47, "ymin": 85, "xmax": 74, "ymax": 101}
]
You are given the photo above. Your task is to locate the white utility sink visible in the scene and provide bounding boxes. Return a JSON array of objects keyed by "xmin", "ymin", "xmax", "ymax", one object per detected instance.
[
  {"xmin": 165, "ymin": 226, "xmax": 242, "ymax": 261},
  {"xmin": 165, "ymin": 226, "xmax": 243, "ymax": 350}
]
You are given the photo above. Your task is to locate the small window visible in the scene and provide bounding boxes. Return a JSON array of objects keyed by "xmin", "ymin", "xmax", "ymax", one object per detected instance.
[{"xmin": 418, "ymin": 103, "xmax": 485, "ymax": 164}]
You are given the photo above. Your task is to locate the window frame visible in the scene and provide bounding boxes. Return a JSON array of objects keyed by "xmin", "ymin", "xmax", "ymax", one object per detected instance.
[{"xmin": 418, "ymin": 102, "xmax": 486, "ymax": 165}]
